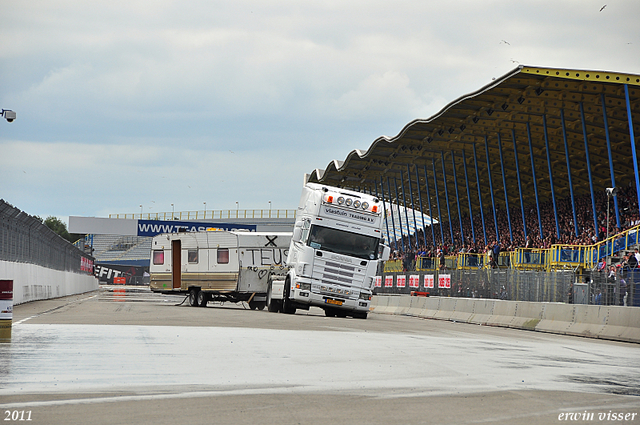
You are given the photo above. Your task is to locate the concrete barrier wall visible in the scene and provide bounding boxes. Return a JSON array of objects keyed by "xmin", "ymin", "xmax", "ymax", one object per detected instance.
[
  {"xmin": 371, "ymin": 295, "xmax": 640, "ymax": 344},
  {"xmin": 0, "ymin": 260, "xmax": 99, "ymax": 305}
]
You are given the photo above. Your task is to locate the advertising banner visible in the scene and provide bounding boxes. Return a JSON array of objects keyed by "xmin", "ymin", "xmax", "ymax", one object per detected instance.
[
  {"xmin": 384, "ymin": 276, "xmax": 394, "ymax": 288},
  {"xmin": 137, "ymin": 220, "xmax": 256, "ymax": 237},
  {"xmin": 0, "ymin": 280, "xmax": 12, "ymax": 320},
  {"xmin": 424, "ymin": 275, "xmax": 434, "ymax": 289},
  {"xmin": 409, "ymin": 275, "xmax": 420, "ymax": 288},
  {"xmin": 438, "ymin": 274, "xmax": 451, "ymax": 289},
  {"xmin": 374, "ymin": 276, "xmax": 382, "ymax": 287},
  {"xmin": 95, "ymin": 264, "xmax": 149, "ymax": 285},
  {"xmin": 396, "ymin": 275, "xmax": 406, "ymax": 288}
]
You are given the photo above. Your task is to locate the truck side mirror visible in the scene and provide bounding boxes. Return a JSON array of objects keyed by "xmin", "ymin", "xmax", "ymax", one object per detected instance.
[
  {"xmin": 293, "ymin": 227, "xmax": 302, "ymax": 242},
  {"xmin": 381, "ymin": 245, "xmax": 390, "ymax": 261}
]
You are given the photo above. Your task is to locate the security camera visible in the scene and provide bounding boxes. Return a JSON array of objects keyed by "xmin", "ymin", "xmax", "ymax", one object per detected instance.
[
  {"xmin": 606, "ymin": 187, "xmax": 618, "ymax": 197},
  {"xmin": 2, "ymin": 110, "xmax": 16, "ymax": 123}
]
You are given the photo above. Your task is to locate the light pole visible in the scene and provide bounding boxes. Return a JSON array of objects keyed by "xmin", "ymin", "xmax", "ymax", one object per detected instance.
[
  {"xmin": 171, "ymin": 203, "xmax": 175, "ymax": 220},
  {"xmin": 203, "ymin": 202, "xmax": 207, "ymax": 219},
  {"xmin": 606, "ymin": 187, "xmax": 617, "ymax": 260},
  {"xmin": 268, "ymin": 200, "xmax": 271, "ymax": 217},
  {"xmin": 140, "ymin": 204, "xmax": 143, "ymax": 218}
]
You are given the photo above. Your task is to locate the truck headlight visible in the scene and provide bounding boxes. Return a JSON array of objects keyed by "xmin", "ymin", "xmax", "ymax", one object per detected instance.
[
  {"xmin": 359, "ymin": 292, "xmax": 372, "ymax": 301},
  {"xmin": 296, "ymin": 282, "xmax": 311, "ymax": 291}
]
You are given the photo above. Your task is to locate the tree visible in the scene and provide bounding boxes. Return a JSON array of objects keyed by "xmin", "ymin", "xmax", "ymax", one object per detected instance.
[{"xmin": 43, "ymin": 216, "xmax": 73, "ymax": 242}]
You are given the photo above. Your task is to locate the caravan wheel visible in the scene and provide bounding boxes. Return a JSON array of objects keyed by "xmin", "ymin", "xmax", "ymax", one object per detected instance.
[
  {"xmin": 197, "ymin": 290, "xmax": 208, "ymax": 307},
  {"xmin": 188, "ymin": 288, "xmax": 199, "ymax": 307}
]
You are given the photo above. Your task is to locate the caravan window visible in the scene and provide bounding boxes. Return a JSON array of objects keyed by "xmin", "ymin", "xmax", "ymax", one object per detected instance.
[
  {"xmin": 188, "ymin": 249, "xmax": 198, "ymax": 264},
  {"xmin": 152, "ymin": 250, "xmax": 164, "ymax": 265},
  {"xmin": 217, "ymin": 248, "xmax": 229, "ymax": 264}
]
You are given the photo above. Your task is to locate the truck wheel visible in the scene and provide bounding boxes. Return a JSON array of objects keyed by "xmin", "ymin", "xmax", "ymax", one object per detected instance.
[
  {"xmin": 324, "ymin": 308, "xmax": 336, "ymax": 318},
  {"xmin": 189, "ymin": 288, "xmax": 199, "ymax": 307},
  {"xmin": 249, "ymin": 300, "xmax": 267, "ymax": 311},
  {"xmin": 266, "ymin": 282, "xmax": 282, "ymax": 313},
  {"xmin": 353, "ymin": 312, "xmax": 368, "ymax": 319},
  {"xmin": 197, "ymin": 290, "xmax": 208, "ymax": 307},
  {"xmin": 282, "ymin": 278, "xmax": 296, "ymax": 315}
]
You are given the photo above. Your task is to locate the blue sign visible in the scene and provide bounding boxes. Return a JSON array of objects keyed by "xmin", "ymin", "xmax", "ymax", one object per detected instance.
[{"xmin": 137, "ymin": 220, "xmax": 256, "ymax": 237}]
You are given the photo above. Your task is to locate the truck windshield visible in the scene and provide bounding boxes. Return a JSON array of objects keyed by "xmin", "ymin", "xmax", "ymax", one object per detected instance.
[{"xmin": 307, "ymin": 225, "xmax": 379, "ymax": 260}]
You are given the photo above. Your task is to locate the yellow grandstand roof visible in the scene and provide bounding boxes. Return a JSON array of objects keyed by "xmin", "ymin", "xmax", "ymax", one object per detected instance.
[{"xmin": 308, "ymin": 65, "xmax": 640, "ymax": 221}]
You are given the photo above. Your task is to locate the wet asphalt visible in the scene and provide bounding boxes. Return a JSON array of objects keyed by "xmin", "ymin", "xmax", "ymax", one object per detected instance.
[{"xmin": 1, "ymin": 286, "xmax": 639, "ymax": 425}]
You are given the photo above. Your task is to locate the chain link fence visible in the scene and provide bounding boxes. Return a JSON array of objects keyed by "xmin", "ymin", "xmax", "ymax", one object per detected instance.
[
  {"xmin": 376, "ymin": 268, "xmax": 638, "ymax": 306},
  {"xmin": 0, "ymin": 199, "xmax": 93, "ymax": 273}
]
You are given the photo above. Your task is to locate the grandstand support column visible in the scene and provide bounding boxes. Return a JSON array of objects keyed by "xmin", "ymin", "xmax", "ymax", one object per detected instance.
[
  {"xmin": 393, "ymin": 177, "xmax": 406, "ymax": 253},
  {"xmin": 579, "ymin": 102, "xmax": 599, "ymax": 240},
  {"xmin": 422, "ymin": 164, "xmax": 437, "ymax": 246},
  {"xmin": 602, "ymin": 93, "xmax": 621, "ymax": 229},
  {"xmin": 414, "ymin": 164, "xmax": 428, "ymax": 248},
  {"xmin": 386, "ymin": 177, "xmax": 400, "ymax": 252},
  {"xmin": 376, "ymin": 180, "xmax": 392, "ymax": 247},
  {"xmin": 441, "ymin": 151, "xmax": 455, "ymax": 245},
  {"xmin": 473, "ymin": 143, "xmax": 488, "ymax": 246},
  {"xmin": 451, "ymin": 151, "xmax": 465, "ymax": 245},
  {"xmin": 400, "ymin": 169, "xmax": 415, "ymax": 249},
  {"xmin": 560, "ymin": 109, "xmax": 579, "ymax": 237},
  {"xmin": 511, "ymin": 130, "xmax": 527, "ymax": 240},
  {"xmin": 543, "ymin": 115, "xmax": 561, "ymax": 239},
  {"xmin": 405, "ymin": 167, "xmax": 420, "ymax": 248},
  {"xmin": 497, "ymin": 133, "xmax": 513, "ymax": 242},
  {"xmin": 461, "ymin": 149, "xmax": 476, "ymax": 243},
  {"xmin": 432, "ymin": 158, "xmax": 445, "ymax": 245},
  {"xmin": 484, "ymin": 136, "xmax": 500, "ymax": 242},
  {"xmin": 624, "ymin": 84, "xmax": 640, "ymax": 221},
  {"xmin": 527, "ymin": 122, "xmax": 544, "ymax": 240}
]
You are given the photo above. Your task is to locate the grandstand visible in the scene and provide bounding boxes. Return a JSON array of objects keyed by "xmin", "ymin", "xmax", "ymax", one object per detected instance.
[
  {"xmin": 89, "ymin": 235, "xmax": 152, "ymax": 267},
  {"xmin": 307, "ymin": 65, "xmax": 640, "ymax": 306}
]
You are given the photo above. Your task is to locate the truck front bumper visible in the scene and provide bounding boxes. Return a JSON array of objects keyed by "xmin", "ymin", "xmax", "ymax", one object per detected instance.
[{"xmin": 290, "ymin": 286, "xmax": 370, "ymax": 313}]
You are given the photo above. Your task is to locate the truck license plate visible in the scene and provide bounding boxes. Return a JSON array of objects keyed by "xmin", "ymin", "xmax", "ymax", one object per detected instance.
[{"xmin": 325, "ymin": 298, "xmax": 343, "ymax": 306}]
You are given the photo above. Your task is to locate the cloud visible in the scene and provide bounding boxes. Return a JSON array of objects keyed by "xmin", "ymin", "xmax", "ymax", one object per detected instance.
[{"xmin": 1, "ymin": 0, "xmax": 639, "ymax": 219}]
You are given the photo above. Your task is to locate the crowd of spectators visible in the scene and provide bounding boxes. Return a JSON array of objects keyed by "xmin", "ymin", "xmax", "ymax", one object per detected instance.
[{"xmin": 387, "ymin": 183, "xmax": 640, "ymax": 268}]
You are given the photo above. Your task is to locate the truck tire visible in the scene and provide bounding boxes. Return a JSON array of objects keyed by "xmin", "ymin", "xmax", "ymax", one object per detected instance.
[
  {"xmin": 266, "ymin": 281, "xmax": 282, "ymax": 313},
  {"xmin": 282, "ymin": 278, "xmax": 296, "ymax": 315},
  {"xmin": 189, "ymin": 288, "xmax": 199, "ymax": 307},
  {"xmin": 352, "ymin": 312, "xmax": 368, "ymax": 319},
  {"xmin": 197, "ymin": 290, "xmax": 208, "ymax": 307},
  {"xmin": 324, "ymin": 308, "xmax": 336, "ymax": 318}
]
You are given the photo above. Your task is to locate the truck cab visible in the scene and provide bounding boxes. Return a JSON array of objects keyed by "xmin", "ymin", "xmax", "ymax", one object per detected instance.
[{"xmin": 277, "ymin": 183, "xmax": 390, "ymax": 318}]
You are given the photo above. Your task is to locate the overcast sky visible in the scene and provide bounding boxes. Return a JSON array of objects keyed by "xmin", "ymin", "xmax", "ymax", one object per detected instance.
[{"xmin": 1, "ymin": 0, "xmax": 638, "ymax": 222}]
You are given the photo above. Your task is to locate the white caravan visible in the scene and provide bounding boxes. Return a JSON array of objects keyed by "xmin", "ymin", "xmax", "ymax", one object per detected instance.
[
  {"xmin": 266, "ymin": 183, "xmax": 390, "ymax": 319},
  {"xmin": 149, "ymin": 230, "xmax": 291, "ymax": 309}
]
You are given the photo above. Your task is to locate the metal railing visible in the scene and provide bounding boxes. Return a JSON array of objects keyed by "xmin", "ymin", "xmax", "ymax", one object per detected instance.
[
  {"xmin": 510, "ymin": 248, "xmax": 547, "ymax": 270},
  {"xmin": 385, "ymin": 225, "xmax": 640, "ymax": 273},
  {"xmin": 109, "ymin": 209, "xmax": 297, "ymax": 220},
  {"xmin": 584, "ymin": 224, "xmax": 640, "ymax": 269}
]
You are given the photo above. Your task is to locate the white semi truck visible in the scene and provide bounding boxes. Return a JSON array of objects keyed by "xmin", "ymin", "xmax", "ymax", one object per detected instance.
[
  {"xmin": 149, "ymin": 183, "xmax": 390, "ymax": 318},
  {"xmin": 149, "ymin": 230, "xmax": 291, "ymax": 309},
  {"xmin": 267, "ymin": 183, "xmax": 390, "ymax": 319}
]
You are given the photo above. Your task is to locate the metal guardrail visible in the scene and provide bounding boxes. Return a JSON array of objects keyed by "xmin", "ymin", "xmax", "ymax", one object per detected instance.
[{"xmin": 109, "ymin": 209, "xmax": 297, "ymax": 220}]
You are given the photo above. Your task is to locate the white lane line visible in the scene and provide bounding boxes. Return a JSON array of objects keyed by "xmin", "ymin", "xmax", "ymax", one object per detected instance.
[
  {"xmin": 0, "ymin": 385, "xmax": 311, "ymax": 408},
  {"xmin": 13, "ymin": 294, "xmax": 99, "ymax": 325}
]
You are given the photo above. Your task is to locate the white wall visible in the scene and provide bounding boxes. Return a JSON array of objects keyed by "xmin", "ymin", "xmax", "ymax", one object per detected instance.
[{"xmin": 0, "ymin": 260, "xmax": 99, "ymax": 305}]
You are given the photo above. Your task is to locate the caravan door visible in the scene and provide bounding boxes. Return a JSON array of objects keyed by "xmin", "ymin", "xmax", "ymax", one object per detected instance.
[{"xmin": 172, "ymin": 239, "xmax": 181, "ymax": 289}]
